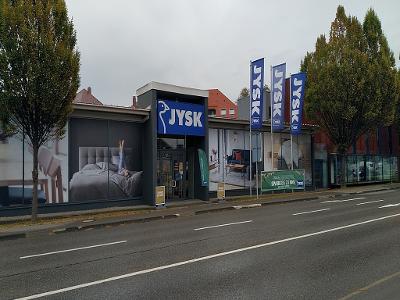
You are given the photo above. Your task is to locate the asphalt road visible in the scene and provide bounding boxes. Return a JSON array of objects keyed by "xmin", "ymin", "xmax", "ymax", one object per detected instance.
[{"xmin": 1, "ymin": 189, "xmax": 400, "ymax": 299}]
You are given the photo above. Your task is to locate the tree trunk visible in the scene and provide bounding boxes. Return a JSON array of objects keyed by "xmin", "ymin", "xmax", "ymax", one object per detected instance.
[
  {"xmin": 339, "ymin": 151, "xmax": 347, "ymax": 188},
  {"xmin": 31, "ymin": 145, "xmax": 39, "ymax": 222}
]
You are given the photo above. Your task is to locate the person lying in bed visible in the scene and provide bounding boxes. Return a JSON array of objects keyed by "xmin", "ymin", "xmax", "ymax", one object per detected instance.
[{"xmin": 118, "ymin": 139, "xmax": 130, "ymax": 177}]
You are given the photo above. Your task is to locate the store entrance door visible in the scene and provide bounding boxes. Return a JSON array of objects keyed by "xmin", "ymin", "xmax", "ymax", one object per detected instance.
[{"xmin": 157, "ymin": 138, "xmax": 188, "ymax": 201}]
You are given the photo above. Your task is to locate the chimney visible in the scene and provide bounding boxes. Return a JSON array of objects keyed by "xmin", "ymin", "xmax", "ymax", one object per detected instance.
[
  {"xmin": 132, "ymin": 96, "xmax": 137, "ymax": 109},
  {"xmin": 87, "ymin": 86, "xmax": 92, "ymax": 95}
]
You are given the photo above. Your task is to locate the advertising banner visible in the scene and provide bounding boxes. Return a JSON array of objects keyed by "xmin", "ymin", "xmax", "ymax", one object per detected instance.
[
  {"xmin": 250, "ymin": 58, "xmax": 264, "ymax": 130},
  {"xmin": 261, "ymin": 169, "xmax": 305, "ymax": 192},
  {"xmin": 290, "ymin": 72, "xmax": 307, "ymax": 135},
  {"xmin": 157, "ymin": 100, "xmax": 205, "ymax": 136},
  {"xmin": 155, "ymin": 186, "xmax": 166, "ymax": 206},
  {"xmin": 271, "ymin": 63, "xmax": 286, "ymax": 131},
  {"xmin": 217, "ymin": 182, "xmax": 225, "ymax": 200},
  {"xmin": 198, "ymin": 148, "xmax": 209, "ymax": 186}
]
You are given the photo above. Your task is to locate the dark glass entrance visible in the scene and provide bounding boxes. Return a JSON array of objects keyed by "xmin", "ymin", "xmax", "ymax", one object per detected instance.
[{"xmin": 157, "ymin": 138, "xmax": 188, "ymax": 201}]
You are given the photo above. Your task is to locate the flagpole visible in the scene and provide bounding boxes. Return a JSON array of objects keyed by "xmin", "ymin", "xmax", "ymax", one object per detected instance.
[
  {"xmin": 270, "ymin": 65, "xmax": 274, "ymax": 172},
  {"xmin": 290, "ymin": 74, "xmax": 293, "ymax": 171},
  {"xmin": 255, "ymin": 133, "xmax": 259, "ymax": 199},
  {"xmin": 249, "ymin": 61, "xmax": 252, "ymax": 197}
]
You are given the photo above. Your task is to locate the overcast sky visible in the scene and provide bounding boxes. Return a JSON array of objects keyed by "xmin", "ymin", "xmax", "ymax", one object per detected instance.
[{"xmin": 65, "ymin": 0, "xmax": 400, "ymax": 107}]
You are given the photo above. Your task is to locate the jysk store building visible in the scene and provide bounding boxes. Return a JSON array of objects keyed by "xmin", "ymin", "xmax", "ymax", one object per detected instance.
[
  {"xmin": 1, "ymin": 82, "xmax": 397, "ymax": 216},
  {"xmin": 135, "ymin": 82, "xmax": 209, "ymax": 203}
]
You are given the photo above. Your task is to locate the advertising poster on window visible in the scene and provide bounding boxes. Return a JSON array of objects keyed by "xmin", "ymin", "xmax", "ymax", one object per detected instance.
[
  {"xmin": 208, "ymin": 128, "xmax": 255, "ymax": 191},
  {"xmin": 0, "ymin": 128, "xmax": 68, "ymax": 207},
  {"xmin": 68, "ymin": 119, "xmax": 143, "ymax": 203}
]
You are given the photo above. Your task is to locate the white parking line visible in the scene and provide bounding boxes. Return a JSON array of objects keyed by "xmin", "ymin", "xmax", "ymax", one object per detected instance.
[
  {"xmin": 194, "ymin": 220, "xmax": 253, "ymax": 231},
  {"xmin": 15, "ymin": 213, "xmax": 400, "ymax": 300},
  {"xmin": 321, "ymin": 197, "xmax": 365, "ymax": 204},
  {"xmin": 379, "ymin": 203, "xmax": 400, "ymax": 209},
  {"xmin": 20, "ymin": 240, "xmax": 127, "ymax": 259},
  {"xmin": 356, "ymin": 200, "xmax": 384, "ymax": 206},
  {"xmin": 292, "ymin": 208, "xmax": 330, "ymax": 216}
]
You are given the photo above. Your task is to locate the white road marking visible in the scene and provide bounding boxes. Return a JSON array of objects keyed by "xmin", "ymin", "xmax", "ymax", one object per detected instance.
[
  {"xmin": 379, "ymin": 203, "xmax": 400, "ymax": 209},
  {"xmin": 320, "ymin": 197, "xmax": 365, "ymax": 204},
  {"xmin": 292, "ymin": 208, "xmax": 330, "ymax": 216},
  {"xmin": 194, "ymin": 220, "xmax": 253, "ymax": 231},
  {"xmin": 356, "ymin": 200, "xmax": 384, "ymax": 206},
  {"xmin": 19, "ymin": 240, "xmax": 127, "ymax": 259},
  {"xmin": 233, "ymin": 204, "xmax": 261, "ymax": 209},
  {"xmin": 15, "ymin": 212, "xmax": 400, "ymax": 300}
]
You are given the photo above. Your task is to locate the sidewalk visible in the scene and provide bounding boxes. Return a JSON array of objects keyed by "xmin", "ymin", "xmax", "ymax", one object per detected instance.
[{"xmin": 1, "ymin": 182, "xmax": 399, "ymax": 240}]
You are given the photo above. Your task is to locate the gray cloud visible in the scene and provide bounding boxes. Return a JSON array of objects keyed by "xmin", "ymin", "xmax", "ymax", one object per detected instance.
[{"xmin": 65, "ymin": 0, "xmax": 400, "ymax": 106}]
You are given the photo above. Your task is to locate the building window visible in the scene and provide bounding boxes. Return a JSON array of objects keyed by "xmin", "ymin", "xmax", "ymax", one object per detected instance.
[
  {"xmin": 208, "ymin": 109, "xmax": 216, "ymax": 117},
  {"xmin": 229, "ymin": 109, "xmax": 235, "ymax": 115},
  {"xmin": 221, "ymin": 109, "xmax": 227, "ymax": 116}
]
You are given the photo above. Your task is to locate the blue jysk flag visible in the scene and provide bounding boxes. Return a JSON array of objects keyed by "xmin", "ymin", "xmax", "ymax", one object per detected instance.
[
  {"xmin": 290, "ymin": 72, "xmax": 306, "ymax": 135},
  {"xmin": 250, "ymin": 58, "xmax": 264, "ymax": 130},
  {"xmin": 271, "ymin": 63, "xmax": 286, "ymax": 131}
]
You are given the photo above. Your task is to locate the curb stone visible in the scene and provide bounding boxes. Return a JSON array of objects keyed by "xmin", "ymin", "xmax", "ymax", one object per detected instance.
[
  {"xmin": 53, "ymin": 214, "xmax": 180, "ymax": 234},
  {"xmin": 334, "ymin": 186, "xmax": 400, "ymax": 196},
  {"xmin": 195, "ymin": 206, "xmax": 236, "ymax": 215},
  {"xmin": 195, "ymin": 196, "xmax": 320, "ymax": 215},
  {"xmin": 260, "ymin": 196, "xmax": 319, "ymax": 206},
  {"xmin": 0, "ymin": 232, "xmax": 26, "ymax": 241},
  {"xmin": 233, "ymin": 204, "xmax": 262, "ymax": 209}
]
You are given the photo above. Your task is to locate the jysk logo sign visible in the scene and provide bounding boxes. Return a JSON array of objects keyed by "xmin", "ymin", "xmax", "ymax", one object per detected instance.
[
  {"xmin": 157, "ymin": 100, "xmax": 205, "ymax": 136},
  {"xmin": 271, "ymin": 63, "xmax": 286, "ymax": 131},
  {"xmin": 250, "ymin": 58, "xmax": 264, "ymax": 130}
]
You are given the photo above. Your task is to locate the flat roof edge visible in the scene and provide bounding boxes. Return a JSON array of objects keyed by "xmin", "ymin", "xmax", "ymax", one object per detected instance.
[
  {"xmin": 72, "ymin": 103, "xmax": 150, "ymax": 116},
  {"xmin": 136, "ymin": 81, "xmax": 208, "ymax": 98}
]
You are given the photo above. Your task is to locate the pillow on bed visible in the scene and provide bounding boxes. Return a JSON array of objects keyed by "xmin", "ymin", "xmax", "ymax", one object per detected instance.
[{"xmin": 81, "ymin": 163, "xmax": 101, "ymax": 171}]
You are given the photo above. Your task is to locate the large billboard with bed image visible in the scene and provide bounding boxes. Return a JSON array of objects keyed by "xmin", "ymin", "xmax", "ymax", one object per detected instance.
[{"xmin": 68, "ymin": 118, "xmax": 143, "ymax": 203}]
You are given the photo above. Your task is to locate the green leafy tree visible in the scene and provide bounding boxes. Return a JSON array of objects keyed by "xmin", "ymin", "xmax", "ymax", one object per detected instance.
[
  {"xmin": 0, "ymin": 105, "xmax": 15, "ymax": 141},
  {"xmin": 0, "ymin": 0, "xmax": 80, "ymax": 220},
  {"xmin": 239, "ymin": 87, "xmax": 249, "ymax": 99},
  {"xmin": 301, "ymin": 6, "xmax": 399, "ymax": 186}
]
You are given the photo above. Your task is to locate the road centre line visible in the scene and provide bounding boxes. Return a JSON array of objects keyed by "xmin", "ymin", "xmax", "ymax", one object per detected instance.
[
  {"xmin": 15, "ymin": 213, "xmax": 400, "ymax": 300},
  {"xmin": 19, "ymin": 240, "xmax": 127, "ymax": 259},
  {"xmin": 339, "ymin": 270, "xmax": 400, "ymax": 300},
  {"xmin": 194, "ymin": 220, "xmax": 253, "ymax": 231},
  {"xmin": 356, "ymin": 200, "xmax": 384, "ymax": 206},
  {"xmin": 379, "ymin": 203, "xmax": 400, "ymax": 209},
  {"xmin": 321, "ymin": 197, "xmax": 365, "ymax": 204},
  {"xmin": 292, "ymin": 208, "xmax": 330, "ymax": 216}
]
